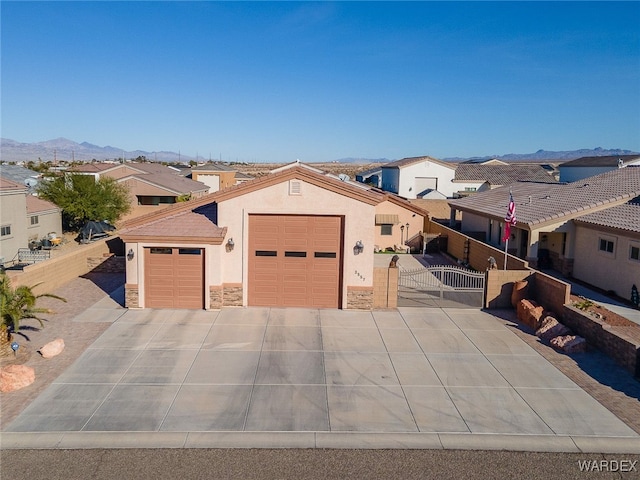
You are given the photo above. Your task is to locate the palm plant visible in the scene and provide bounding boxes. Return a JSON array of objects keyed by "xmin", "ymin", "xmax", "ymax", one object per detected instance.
[{"xmin": 0, "ymin": 273, "xmax": 66, "ymax": 357}]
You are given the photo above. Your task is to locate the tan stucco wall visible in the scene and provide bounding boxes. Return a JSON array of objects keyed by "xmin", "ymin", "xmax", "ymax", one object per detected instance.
[
  {"xmin": 573, "ymin": 225, "xmax": 640, "ymax": 298},
  {"xmin": 27, "ymin": 210, "xmax": 62, "ymax": 243},
  {"xmin": 0, "ymin": 191, "xmax": 28, "ymax": 262},
  {"xmin": 374, "ymin": 200, "xmax": 424, "ymax": 251},
  {"xmin": 217, "ymin": 179, "xmax": 376, "ymax": 309},
  {"xmin": 120, "ymin": 178, "xmax": 177, "ymax": 201}
]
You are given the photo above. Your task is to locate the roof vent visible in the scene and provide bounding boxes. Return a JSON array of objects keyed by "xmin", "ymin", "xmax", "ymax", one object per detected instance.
[{"xmin": 289, "ymin": 180, "xmax": 302, "ymax": 195}]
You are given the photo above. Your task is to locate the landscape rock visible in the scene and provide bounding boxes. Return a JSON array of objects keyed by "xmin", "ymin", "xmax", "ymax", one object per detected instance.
[
  {"xmin": 550, "ymin": 335, "xmax": 587, "ymax": 353},
  {"xmin": 511, "ymin": 280, "xmax": 529, "ymax": 308},
  {"xmin": 0, "ymin": 364, "xmax": 35, "ymax": 393},
  {"xmin": 517, "ymin": 299, "xmax": 537, "ymax": 324},
  {"xmin": 39, "ymin": 338, "xmax": 65, "ymax": 359},
  {"xmin": 536, "ymin": 316, "xmax": 571, "ymax": 341}
]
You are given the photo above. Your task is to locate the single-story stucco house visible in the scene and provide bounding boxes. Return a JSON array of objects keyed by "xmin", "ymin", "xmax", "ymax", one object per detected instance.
[{"xmin": 119, "ymin": 164, "xmax": 428, "ymax": 310}]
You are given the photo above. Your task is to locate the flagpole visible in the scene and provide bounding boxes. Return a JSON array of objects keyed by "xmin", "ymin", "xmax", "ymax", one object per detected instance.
[{"xmin": 504, "ymin": 237, "xmax": 508, "ymax": 270}]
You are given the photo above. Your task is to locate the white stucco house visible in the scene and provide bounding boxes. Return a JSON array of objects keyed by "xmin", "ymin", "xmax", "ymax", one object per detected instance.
[{"xmin": 381, "ymin": 156, "xmax": 457, "ymax": 199}]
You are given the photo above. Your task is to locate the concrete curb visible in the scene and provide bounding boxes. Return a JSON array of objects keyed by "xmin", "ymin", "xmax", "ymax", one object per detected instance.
[{"xmin": 2, "ymin": 432, "xmax": 640, "ymax": 453}]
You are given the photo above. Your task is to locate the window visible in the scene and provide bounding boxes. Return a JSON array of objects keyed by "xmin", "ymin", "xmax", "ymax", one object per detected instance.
[
  {"xmin": 464, "ymin": 187, "xmax": 477, "ymax": 192},
  {"xmin": 0, "ymin": 225, "xmax": 11, "ymax": 237},
  {"xmin": 599, "ymin": 238, "xmax": 615, "ymax": 254},
  {"xmin": 630, "ymin": 245, "xmax": 640, "ymax": 262},
  {"xmin": 178, "ymin": 248, "xmax": 201, "ymax": 255},
  {"xmin": 284, "ymin": 251, "xmax": 306, "ymax": 257},
  {"xmin": 381, "ymin": 224, "xmax": 393, "ymax": 235},
  {"xmin": 30, "ymin": 216, "xmax": 39, "ymax": 225},
  {"xmin": 255, "ymin": 250, "xmax": 277, "ymax": 256},
  {"xmin": 150, "ymin": 247, "xmax": 172, "ymax": 254}
]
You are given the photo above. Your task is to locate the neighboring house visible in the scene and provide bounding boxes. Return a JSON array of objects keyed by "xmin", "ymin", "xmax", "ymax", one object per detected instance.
[
  {"xmin": 558, "ymin": 155, "xmax": 640, "ymax": 182},
  {"xmin": 447, "ymin": 167, "xmax": 640, "ymax": 292},
  {"xmin": 355, "ymin": 167, "xmax": 382, "ymax": 188},
  {"xmin": 381, "ymin": 156, "xmax": 457, "ymax": 199},
  {"xmin": 572, "ymin": 197, "xmax": 640, "ymax": 299},
  {"xmin": 0, "ymin": 165, "xmax": 42, "ymax": 193},
  {"xmin": 190, "ymin": 164, "xmax": 239, "ymax": 193},
  {"xmin": 70, "ymin": 162, "xmax": 209, "ymax": 217},
  {"xmin": 451, "ymin": 164, "xmax": 557, "ymax": 196},
  {"xmin": 0, "ymin": 177, "xmax": 62, "ymax": 265},
  {"xmin": 234, "ymin": 171, "xmax": 254, "ymax": 185},
  {"xmin": 119, "ymin": 164, "xmax": 427, "ymax": 310}
]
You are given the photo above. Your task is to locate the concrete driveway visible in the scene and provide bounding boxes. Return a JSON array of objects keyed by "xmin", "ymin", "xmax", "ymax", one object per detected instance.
[{"xmin": 3, "ymin": 305, "xmax": 639, "ymax": 452}]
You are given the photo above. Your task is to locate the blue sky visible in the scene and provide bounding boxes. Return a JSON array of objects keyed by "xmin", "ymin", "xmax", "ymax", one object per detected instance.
[{"xmin": 2, "ymin": 1, "xmax": 639, "ymax": 162}]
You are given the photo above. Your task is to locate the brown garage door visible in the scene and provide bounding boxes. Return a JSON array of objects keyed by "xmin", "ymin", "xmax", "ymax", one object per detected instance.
[
  {"xmin": 248, "ymin": 215, "xmax": 342, "ymax": 308},
  {"xmin": 145, "ymin": 247, "xmax": 204, "ymax": 309}
]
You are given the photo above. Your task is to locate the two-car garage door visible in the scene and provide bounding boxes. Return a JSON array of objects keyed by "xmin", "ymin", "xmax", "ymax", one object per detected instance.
[{"xmin": 248, "ymin": 215, "xmax": 343, "ymax": 308}]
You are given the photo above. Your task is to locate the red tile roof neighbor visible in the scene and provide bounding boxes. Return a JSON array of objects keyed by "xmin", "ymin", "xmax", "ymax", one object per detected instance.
[
  {"xmin": 26, "ymin": 195, "xmax": 59, "ymax": 214},
  {"xmin": 448, "ymin": 167, "xmax": 640, "ymax": 227},
  {"xmin": 120, "ymin": 204, "xmax": 226, "ymax": 243},
  {"xmin": 0, "ymin": 177, "xmax": 27, "ymax": 191}
]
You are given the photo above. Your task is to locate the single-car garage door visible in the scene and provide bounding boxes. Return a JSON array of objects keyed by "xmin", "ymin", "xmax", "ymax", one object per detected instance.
[
  {"xmin": 248, "ymin": 215, "xmax": 343, "ymax": 308},
  {"xmin": 145, "ymin": 247, "xmax": 204, "ymax": 309}
]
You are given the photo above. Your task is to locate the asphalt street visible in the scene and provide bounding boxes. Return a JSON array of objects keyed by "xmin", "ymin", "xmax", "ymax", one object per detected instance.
[{"xmin": 2, "ymin": 449, "xmax": 640, "ymax": 480}]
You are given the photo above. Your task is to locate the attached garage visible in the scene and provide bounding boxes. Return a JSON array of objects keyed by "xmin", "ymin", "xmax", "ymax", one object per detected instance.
[
  {"xmin": 248, "ymin": 214, "xmax": 343, "ymax": 308},
  {"xmin": 144, "ymin": 247, "xmax": 204, "ymax": 309}
]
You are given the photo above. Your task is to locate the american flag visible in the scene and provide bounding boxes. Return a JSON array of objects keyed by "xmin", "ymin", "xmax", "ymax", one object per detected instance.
[{"xmin": 502, "ymin": 192, "xmax": 516, "ymax": 242}]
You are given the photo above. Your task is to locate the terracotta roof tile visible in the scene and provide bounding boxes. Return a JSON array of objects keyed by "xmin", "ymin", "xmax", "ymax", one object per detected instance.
[
  {"xmin": 120, "ymin": 204, "xmax": 226, "ymax": 239},
  {"xmin": 26, "ymin": 195, "xmax": 59, "ymax": 214},
  {"xmin": 0, "ymin": 176, "xmax": 27, "ymax": 191}
]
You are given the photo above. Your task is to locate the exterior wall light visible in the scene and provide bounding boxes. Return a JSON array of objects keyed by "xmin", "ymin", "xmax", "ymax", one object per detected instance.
[
  {"xmin": 226, "ymin": 238, "xmax": 235, "ymax": 252},
  {"xmin": 127, "ymin": 249, "xmax": 135, "ymax": 261},
  {"xmin": 353, "ymin": 240, "xmax": 364, "ymax": 255}
]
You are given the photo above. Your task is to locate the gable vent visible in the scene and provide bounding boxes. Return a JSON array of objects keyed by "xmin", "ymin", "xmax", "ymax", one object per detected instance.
[{"xmin": 289, "ymin": 180, "xmax": 302, "ymax": 195}]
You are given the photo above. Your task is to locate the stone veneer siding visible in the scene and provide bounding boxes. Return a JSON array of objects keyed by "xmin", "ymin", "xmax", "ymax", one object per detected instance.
[
  {"xmin": 223, "ymin": 284, "xmax": 243, "ymax": 306},
  {"xmin": 125, "ymin": 284, "xmax": 139, "ymax": 308},
  {"xmin": 347, "ymin": 287, "xmax": 374, "ymax": 310},
  {"xmin": 209, "ymin": 286, "xmax": 223, "ymax": 309}
]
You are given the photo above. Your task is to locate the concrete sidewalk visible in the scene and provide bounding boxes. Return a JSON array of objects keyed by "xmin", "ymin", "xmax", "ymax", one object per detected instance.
[{"xmin": 3, "ymin": 303, "xmax": 639, "ymax": 453}]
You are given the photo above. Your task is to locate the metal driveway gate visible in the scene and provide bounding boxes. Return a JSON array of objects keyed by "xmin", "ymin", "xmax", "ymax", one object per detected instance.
[{"xmin": 398, "ymin": 265, "xmax": 486, "ymax": 308}]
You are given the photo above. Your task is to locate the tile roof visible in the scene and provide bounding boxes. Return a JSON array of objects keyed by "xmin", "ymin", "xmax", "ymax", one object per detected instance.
[
  {"xmin": 559, "ymin": 155, "xmax": 640, "ymax": 168},
  {"xmin": 0, "ymin": 176, "xmax": 27, "ymax": 192},
  {"xmin": 70, "ymin": 163, "xmax": 117, "ymax": 173},
  {"xmin": 448, "ymin": 167, "xmax": 640, "ymax": 227},
  {"xmin": 119, "ymin": 165, "xmax": 428, "ymax": 231},
  {"xmin": 26, "ymin": 195, "xmax": 59, "ymax": 214},
  {"xmin": 382, "ymin": 156, "xmax": 456, "ymax": 170},
  {"xmin": 126, "ymin": 172, "xmax": 209, "ymax": 194},
  {"xmin": 574, "ymin": 196, "xmax": 640, "ymax": 233},
  {"xmin": 191, "ymin": 163, "xmax": 237, "ymax": 172},
  {"xmin": 453, "ymin": 164, "xmax": 558, "ymax": 184},
  {"xmin": 120, "ymin": 204, "xmax": 226, "ymax": 241}
]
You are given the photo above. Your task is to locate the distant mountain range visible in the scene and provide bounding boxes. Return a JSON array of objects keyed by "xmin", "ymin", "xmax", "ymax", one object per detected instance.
[{"xmin": 0, "ymin": 138, "xmax": 637, "ymax": 164}]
